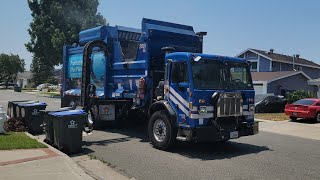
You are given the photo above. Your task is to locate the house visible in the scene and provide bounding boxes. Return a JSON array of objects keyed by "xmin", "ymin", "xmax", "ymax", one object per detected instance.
[
  {"xmin": 237, "ymin": 49, "xmax": 320, "ymax": 96},
  {"xmin": 53, "ymin": 69, "xmax": 62, "ymax": 83},
  {"xmin": 16, "ymin": 71, "xmax": 33, "ymax": 88}
]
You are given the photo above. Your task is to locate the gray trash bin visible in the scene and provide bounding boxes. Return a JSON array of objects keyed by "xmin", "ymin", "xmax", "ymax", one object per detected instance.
[
  {"xmin": 51, "ymin": 110, "xmax": 87, "ymax": 155},
  {"xmin": 17, "ymin": 102, "xmax": 47, "ymax": 134},
  {"xmin": 40, "ymin": 107, "xmax": 71, "ymax": 145}
]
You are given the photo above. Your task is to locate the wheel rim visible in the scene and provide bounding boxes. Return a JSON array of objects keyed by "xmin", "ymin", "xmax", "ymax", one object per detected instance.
[
  {"xmin": 317, "ymin": 114, "xmax": 320, "ymax": 122},
  {"xmin": 153, "ymin": 119, "xmax": 167, "ymax": 142}
]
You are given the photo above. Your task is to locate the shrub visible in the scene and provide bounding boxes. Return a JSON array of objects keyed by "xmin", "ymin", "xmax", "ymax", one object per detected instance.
[
  {"xmin": 3, "ymin": 117, "xmax": 28, "ymax": 132},
  {"xmin": 287, "ymin": 90, "xmax": 313, "ymax": 104}
]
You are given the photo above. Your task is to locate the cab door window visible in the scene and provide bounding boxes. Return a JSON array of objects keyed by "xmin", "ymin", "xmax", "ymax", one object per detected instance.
[{"xmin": 171, "ymin": 62, "xmax": 189, "ymax": 83}]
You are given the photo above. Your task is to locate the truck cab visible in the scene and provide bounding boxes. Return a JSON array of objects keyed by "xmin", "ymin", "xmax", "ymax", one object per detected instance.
[{"xmin": 148, "ymin": 52, "xmax": 258, "ymax": 149}]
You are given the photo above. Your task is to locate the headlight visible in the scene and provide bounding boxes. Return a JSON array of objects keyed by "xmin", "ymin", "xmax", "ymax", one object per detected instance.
[
  {"xmin": 249, "ymin": 104, "xmax": 255, "ymax": 112},
  {"xmin": 198, "ymin": 106, "xmax": 207, "ymax": 114}
]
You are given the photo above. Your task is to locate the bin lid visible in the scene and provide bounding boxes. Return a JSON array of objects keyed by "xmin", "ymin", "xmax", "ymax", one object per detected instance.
[
  {"xmin": 50, "ymin": 110, "xmax": 86, "ymax": 117},
  {"xmin": 18, "ymin": 102, "xmax": 47, "ymax": 107}
]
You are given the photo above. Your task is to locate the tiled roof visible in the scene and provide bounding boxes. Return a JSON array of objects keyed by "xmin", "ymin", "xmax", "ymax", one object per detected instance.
[
  {"xmin": 251, "ymin": 71, "xmax": 307, "ymax": 82},
  {"xmin": 250, "ymin": 49, "xmax": 320, "ymax": 68}
]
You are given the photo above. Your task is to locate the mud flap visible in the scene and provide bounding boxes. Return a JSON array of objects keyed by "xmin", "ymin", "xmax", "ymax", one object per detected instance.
[{"xmin": 253, "ymin": 121, "xmax": 259, "ymax": 134}]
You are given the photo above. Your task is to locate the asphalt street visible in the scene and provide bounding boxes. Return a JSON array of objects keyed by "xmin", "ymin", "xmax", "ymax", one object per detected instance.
[{"xmin": 1, "ymin": 90, "xmax": 320, "ymax": 180}]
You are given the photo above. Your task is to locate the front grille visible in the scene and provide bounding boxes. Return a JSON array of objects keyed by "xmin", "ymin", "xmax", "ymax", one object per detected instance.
[{"xmin": 217, "ymin": 92, "xmax": 243, "ymax": 117}]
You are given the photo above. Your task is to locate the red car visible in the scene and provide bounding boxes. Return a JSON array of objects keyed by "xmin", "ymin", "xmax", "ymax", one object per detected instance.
[{"xmin": 285, "ymin": 98, "xmax": 320, "ymax": 122}]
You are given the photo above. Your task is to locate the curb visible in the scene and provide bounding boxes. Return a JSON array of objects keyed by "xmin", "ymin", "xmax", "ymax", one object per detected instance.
[{"xmin": 255, "ymin": 118, "xmax": 289, "ymax": 122}]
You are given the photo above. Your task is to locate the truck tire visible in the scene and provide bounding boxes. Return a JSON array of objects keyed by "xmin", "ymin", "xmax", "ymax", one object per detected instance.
[{"xmin": 148, "ymin": 110, "xmax": 176, "ymax": 150}]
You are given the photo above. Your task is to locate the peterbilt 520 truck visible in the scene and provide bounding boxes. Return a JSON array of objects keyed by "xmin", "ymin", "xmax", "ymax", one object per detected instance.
[{"xmin": 61, "ymin": 18, "xmax": 258, "ymax": 150}]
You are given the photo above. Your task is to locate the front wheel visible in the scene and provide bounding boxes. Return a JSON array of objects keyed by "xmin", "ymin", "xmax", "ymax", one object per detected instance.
[
  {"xmin": 315, "ymin": 113, "xmax": 320, "ymax": 123},
  {"xmin": 148, "ymin": 110, "xmax": 176, "ymax": 150}
]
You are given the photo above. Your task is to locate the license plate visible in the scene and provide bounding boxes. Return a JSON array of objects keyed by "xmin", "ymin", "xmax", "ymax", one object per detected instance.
[
  {"xmin": 292, "ymin": 112, "xmax": 297, "ymax": 116},
  {"xmin": 230, "ymin": 131, "xmax": 239, "ymax": 139}
]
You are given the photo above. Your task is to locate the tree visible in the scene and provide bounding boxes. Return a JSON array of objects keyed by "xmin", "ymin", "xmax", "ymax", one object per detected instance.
[
  {"xmin": 0, "ymin": 53, "xmax": 25, "ymax": 88},
  {"xmin": 26, "ymin": 0, "xmax": 106, "ymax": 85}
]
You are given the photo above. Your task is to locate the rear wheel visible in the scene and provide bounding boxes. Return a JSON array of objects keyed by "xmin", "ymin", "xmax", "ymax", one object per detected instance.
[
  {"xmin": 290, "ymin": 116, "xmax": 297, "ymax": 121},
  {"xmin": 315, "ymin": 113, "xmax": 320, "ymax": 123},
  {"xmin": 148, "ymin": 110, "xmax": 176, "ymax": 150}
]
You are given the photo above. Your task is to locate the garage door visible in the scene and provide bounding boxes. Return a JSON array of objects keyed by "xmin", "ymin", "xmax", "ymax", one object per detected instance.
[{"xmin": 253, "ymin": 84, "xmax": 265, "ymax": 94}]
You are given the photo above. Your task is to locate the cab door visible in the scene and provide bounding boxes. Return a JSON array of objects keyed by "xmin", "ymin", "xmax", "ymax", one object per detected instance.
[{"xmin": 167, "ymin": 61, "xmax": 190, "ymax": 118}]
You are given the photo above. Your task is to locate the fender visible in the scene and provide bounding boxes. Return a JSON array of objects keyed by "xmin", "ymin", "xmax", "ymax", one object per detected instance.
[{"xmin": 149, "ymin": 100, "xmax": 177, "ymax": 126}]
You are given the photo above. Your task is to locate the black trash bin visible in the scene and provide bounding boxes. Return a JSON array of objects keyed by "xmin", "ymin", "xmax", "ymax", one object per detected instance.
[
  {"xmin": 40, "ymin": 107, "xmax": 71, "ymax": 145},
  {"xmin": 14, "ymin": 85, "xmax": 21, "ymax": 92},
  {"xmin": 17, "ymin": 102, "xmax": 47, "ymax": 134},
  {"xmin": 51, "ymin": 110, "xmax": 87, "ymax": 155},
  {"xmin": 7, "ymin": 100, "xmax": 38, "ymax": 119}
]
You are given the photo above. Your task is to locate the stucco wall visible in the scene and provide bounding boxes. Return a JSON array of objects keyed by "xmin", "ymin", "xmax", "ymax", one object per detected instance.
[
  {"xmin": 272, "ymin": 61, "xmax": 280, "ymax": 71},
  {"xmin": 259, "ymin": 56, "xmax": 271, "ymax": 72},
  {"xmin": 267, "ymin": 73, "xmax": 315, "ymax": 95},
  {"xmin": 299, "ymin": 66, "xmax": 320, "ymax": 79}
]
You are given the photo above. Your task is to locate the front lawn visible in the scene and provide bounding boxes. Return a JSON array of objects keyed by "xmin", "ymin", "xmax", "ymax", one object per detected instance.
[
  {"xmin": 40, "ymin": 91, "xmax": 60, "ymax": 96},
  {"xmin": 255, "ymin": 113, "xmax": 289, "ymax": 121},
  {"xmin": 0, "ymin": 132, "xmax": 47, "ymax": 150}
]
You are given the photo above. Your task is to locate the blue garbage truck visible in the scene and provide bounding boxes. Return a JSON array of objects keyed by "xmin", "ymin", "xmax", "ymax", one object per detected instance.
[{"xmin": 61, "ymin": 18, "xmax": 258, "ymax": 150}]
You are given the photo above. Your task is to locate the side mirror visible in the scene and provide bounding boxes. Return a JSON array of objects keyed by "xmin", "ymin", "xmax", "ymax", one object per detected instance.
[{"xmin": 178, "ymin": 82, "xmax": 189, "ymax": 92}]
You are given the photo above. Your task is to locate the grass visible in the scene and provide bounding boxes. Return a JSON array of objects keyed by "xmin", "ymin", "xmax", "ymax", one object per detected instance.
[
  {"xmin": 0, "ymin": 132, "xmax": 47, "ymax": 150},
  {"xmin": 40, "ymin": 91, "xmax": 60, "ymax": 96},
  {"xmin": 255, "ymin": 113, "xmax": 289, "ymax": 121}
]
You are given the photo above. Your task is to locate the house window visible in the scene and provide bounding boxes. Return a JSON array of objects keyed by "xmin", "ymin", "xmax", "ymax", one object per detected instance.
[
  {"xmin": 297, "ymin": 66, "xmax": 303, "ymax": 71},
  {"xmin": 250, "ymin": 61, "xmax": 258, "ymax": 72}
]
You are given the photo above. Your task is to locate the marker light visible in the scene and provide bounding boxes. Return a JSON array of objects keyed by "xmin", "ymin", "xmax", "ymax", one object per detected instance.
[{"xmin": 199, "ymin": 99, "xmax": 206, "ymax": 103}]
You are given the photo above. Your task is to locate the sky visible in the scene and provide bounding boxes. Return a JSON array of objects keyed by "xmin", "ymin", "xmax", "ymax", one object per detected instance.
[{"xmin": 0, "ymin": 0, "xmax": 320, "ymax": 70}]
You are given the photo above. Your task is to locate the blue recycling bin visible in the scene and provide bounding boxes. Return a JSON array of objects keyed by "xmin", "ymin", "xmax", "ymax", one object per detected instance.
[
  {"xmin": 17, "ymin": 102, "xmax": 47, "ymax": 134},
  {"xmin": 40, "ymin": 107, "xmax": 71, "ymax": 145},
  {"xmin": 7, "ymin": 100, "xmax": 38, "ymax": 119},
  {"xmin": 51, "ymin": 110, "xmax": 87, "ymax": 154}
]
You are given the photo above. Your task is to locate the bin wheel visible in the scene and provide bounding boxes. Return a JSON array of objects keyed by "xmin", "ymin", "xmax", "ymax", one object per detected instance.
[{"xmin": 148, "ymin": 110, "xmax": 176, "ymax": 150}]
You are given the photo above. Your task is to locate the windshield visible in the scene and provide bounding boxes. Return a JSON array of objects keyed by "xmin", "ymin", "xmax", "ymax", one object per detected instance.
[
  {"xmin": 191, "ymin": 59, "xmax": 253, "ymax": 90},
  {"xmin": 293, "ymin": 99, "xmax": 316, "ymax": 105}
]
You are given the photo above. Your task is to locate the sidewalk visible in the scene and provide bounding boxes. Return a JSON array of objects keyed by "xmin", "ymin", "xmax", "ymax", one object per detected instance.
[
  {"xmin": 0, "ymin": 133, "xmax": 131, "ymax": 180},
  {"xmin": 0, "ymin": 135, "xmax": 93, "ymax": 180}
]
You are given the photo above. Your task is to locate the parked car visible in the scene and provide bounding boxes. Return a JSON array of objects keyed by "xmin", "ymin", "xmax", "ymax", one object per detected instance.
[
  {"xmin": 255, "ymin": 95, "xmax": 287, "ymax": 113},
  {"xmin": 284, "ymin": 98, "xmax": 320, "ymax": 122},
  {"xmin": 0, "ymin": 82, "xmax": 18, "ymax": 89},
  {"xmin": 36, "ymin": 83, "xmax": 54, "ymax": 91}
]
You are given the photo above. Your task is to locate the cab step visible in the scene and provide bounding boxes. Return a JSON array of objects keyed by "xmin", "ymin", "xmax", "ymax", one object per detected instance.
[{"xmin": 176, "ymin": 136, "xmax": 188, "ymax": 141}]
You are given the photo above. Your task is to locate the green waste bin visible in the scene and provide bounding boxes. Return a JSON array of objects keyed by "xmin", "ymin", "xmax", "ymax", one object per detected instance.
[
  {"xmin": 18, "ymin": 102, "xmax": 47, "ymax": 134},
  {"xmin": 40, "ymin": 107, "xmax": 71, "ymax": 145},
  {"xmin": 51, "ymin": 110, "xmax": 87, "ymax": 155},
  {"xmin": 7, "ymin": 100, "xmax": 38, "ymax": 119}
]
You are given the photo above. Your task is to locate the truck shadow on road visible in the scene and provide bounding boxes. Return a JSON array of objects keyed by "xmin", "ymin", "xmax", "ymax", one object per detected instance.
[
  {"xmin": 82, "ymin": 125, "xmax": 271, "ymax": 161},
  {"xmin": 171, "ymin": 141, "xmax": 271, "ymax": 160}
]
